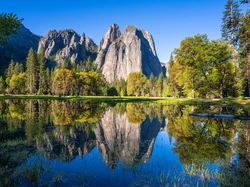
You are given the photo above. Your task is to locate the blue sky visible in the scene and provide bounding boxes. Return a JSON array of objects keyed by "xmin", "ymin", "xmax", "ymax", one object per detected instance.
[{"xmin": 1, "ymin": 0, "xmax": 249, "ymax": 62}]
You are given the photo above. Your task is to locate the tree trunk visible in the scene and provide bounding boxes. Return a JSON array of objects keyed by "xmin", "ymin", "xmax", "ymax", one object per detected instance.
[{"xmin": 220, "ymin": 82, "xmax": 223, "ymax": 98}]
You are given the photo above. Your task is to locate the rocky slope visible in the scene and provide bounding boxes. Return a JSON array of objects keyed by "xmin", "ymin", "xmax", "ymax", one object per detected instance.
[
  {"xmin": 38, "ymin": 29, "xmax": 97, "ymax": 64},
  {"xmin": 96, "ymin": 24, "xmax": 162, "ymax": 82},
  {"xmin": 0, "ymin": 24, "xmax": 40, "ymax": 74}
]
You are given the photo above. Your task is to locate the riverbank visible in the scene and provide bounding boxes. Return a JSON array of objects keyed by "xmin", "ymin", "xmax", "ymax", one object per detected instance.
[{"xmin": 0, "ymin": 95, "xmax": 250, "ymax": 106}]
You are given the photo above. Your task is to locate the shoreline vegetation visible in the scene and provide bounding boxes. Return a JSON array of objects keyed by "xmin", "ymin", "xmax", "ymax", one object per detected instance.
[{"xmin": 1, "ymin": 94, "xmax": 250, "ymax": 106}]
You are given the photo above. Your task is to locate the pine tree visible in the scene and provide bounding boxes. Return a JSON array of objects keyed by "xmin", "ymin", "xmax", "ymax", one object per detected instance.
[
  {"xmin": 6, "ymin": 60, "xmax": 15, "ymax": 79},
  {"xmin": 46, "ymin": 68, "xmax": 51, "ymax": 94},
  {"xmin": 239, "ymin": 10, "xmax": 250, "ymax": 96},
  {"xmin": 156, "ymin": 72, "xmax": 164, "ymax": 97},
  {"xmin": 5, "ymin": 60, "xmax": 15, "ymax": 93},
  {"xmin": 14, "ymin": 62, "xmax": 24, "ymax": 75},
  {"xmin": 221, "ymin": 0, "xmax": 242, "ymax": 65},
  {"xmin": 26, "ymin": 48, "xmax": 38, "ymax": 94},
  {"xmin": 38, "ymin": 46, "xmax": 47, "ymax": 94},
  {"xmin": 148, "ymin": 73, "xmax": 156, "ymax": 96},
  {"xmin": 0, "ymin": 76, "xmax": 6, "ymax": 94}
]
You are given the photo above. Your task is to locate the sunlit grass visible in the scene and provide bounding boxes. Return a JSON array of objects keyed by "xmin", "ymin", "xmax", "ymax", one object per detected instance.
[{"xmin": 1, "ymin": 94, "xmax": 250, "ymax": 106}]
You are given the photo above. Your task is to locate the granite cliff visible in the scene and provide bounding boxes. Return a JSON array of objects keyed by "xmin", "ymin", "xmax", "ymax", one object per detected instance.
[
  {"xmin": 38, "ymin": 29, "xmax": 97, "ymax": 64},
  {"xmin": 96, "ymin": 24, "xmax": 162, "ymax": 82}
]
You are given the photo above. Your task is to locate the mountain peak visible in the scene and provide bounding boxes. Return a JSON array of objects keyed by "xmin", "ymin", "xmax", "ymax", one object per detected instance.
[{"xmin": 95, "ymin": 24, "xmax": 162, "ymax": 82}]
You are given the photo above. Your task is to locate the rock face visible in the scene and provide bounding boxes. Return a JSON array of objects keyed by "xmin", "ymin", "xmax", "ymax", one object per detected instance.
[
  {"xmin": 0, "ymin": 24, "xmax": 40, "ymax": 74},
  {"xmin": 161, "ymin": 62, "xmax": 168, "ymax": 77},
  {"xmin": 38, "ymin": 29, "xmax": 97, "ymax": 64},
  {"xmin": 96, "ymin": 24, "xmax": 162, "ymax": 82}
]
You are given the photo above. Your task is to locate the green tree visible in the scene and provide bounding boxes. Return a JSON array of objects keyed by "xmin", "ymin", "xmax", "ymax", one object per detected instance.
[
  {"xmin": 9, "ymin": 73, "xmax": 27, "ymax": 94},
  {"xmin": 52, "ymin": 69, "xmax": 76, "ymax": 96},
  {"xmin": 221, "ymin": 0, "xmax": 242, "ymax": 67},
  {"xmin": 0, "ymin": 76, "xmax": 6, "ymax": 94},
  {"xmin": 113, "ymin": 78, "xmax": 127, "ymax": 96},
  {"xmin": 167, "ymin": 54, "xmax": 183, "ymax": 97},
  {"xmin": 206, "ymin": 40, "xmax": 236, "ymax": 98},
  {"xmin": 76, "ymin": 71, "xmax": 104, "ymax": 96},
  {"xmin": 174, "ymin": 34, "xmax": 209, "ymax": 98},
  {"xmin": 127, "ymin": 72, "xmax": 147, "ymax": 96},
  {"xmin": 38, "ymin": 46, "xmax": 47, "ymax": 94},
  {"xmin": 14, "ymin": 62, "xmax": 24, "ymax": 75},
  {"xmin": 172, "ymin": 35, "xmax": 236, "ymax": 98},
  {"xmin": 239, "ymin": 10, "xmax": 250, "ymax": 96},
  {"xmin": 26, "ymin": 48, "xmax": 38, "ymax": 94},
  {"xmin": 5, "ymin": 60, "xmax": 15, "ymax": 80},
  {"xmin": 62, "ymin": 58, "xmax": 72, "ymax": 70},
  {"xmin": 0, "ymin": 12, "xmax": 23, "ymax": 41},
  {"xmin": 147, "ymin": 73, "xmax": 156, "ymax": 96},
  {"xmin": 85, "ymin": 56, "xmax": 97, "ymax": 72},
  {"xmin": 107, "ymin": 87, "xmax": 118, "ymax": 96},
  {"xmin": 156, "ymin": 72, "xmax": 164, "ymax": 97}
]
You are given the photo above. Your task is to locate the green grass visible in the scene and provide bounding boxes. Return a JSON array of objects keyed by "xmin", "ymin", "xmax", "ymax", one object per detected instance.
[
  {"xmin": 0, "ymin": 94, "xmax": 165, "ymax": 103},
  {"xmin": 0, "ymin": 94, "xmax": 250, "ymax": 106}
]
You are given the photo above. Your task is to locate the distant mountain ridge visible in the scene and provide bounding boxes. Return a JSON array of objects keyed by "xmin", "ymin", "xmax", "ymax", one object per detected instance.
[
  {"xmin": 0, "ymin": 24, "xmax": 40, "ymax": 74},
  {"xmin": 1, "ymin": 24, "xmax": 164, "ymax": 80}
]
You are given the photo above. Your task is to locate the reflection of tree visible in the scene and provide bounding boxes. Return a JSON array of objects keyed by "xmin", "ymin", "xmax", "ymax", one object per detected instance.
[
  {"xmin": 126, "ymin": 103, "xmax": 146, "ymax": 124},
  {"xmin": 76, "ymin": 103, "xmax": 104, "ymax": 124},
  {"xmin": 51, "ymin": 101, "xmax": 105, "ymax": 126},
  {"xmin": 218, "ymin": 121, "xmax": 250, "ymax": 186},
  {"xmin": 166, "ymin": 105, "xmax": 234, "ymax": 176},
  {"xmin": 8, "ymin": 100, "xmax": 27, "ymax": 120},
  {"xmin": 52, "ymin": 101, "xmax": 75, "ymax": 125}
]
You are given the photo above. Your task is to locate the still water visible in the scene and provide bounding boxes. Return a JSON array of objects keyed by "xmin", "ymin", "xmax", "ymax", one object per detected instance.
[{"xmin": 0, "ymin": 100, "xmax": 250, "ymax": 186}]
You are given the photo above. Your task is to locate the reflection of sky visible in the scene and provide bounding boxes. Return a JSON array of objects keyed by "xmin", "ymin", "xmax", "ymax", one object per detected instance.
[{"xmin": 19, "ymin": 130, "xmax": 219, "ymax": 186}]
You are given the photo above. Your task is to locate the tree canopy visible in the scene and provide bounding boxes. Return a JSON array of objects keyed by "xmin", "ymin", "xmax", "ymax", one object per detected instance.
[
  {"xmin": 170, "ymin": 34, "xmax": 236, "ymax": 98},
  {"xmin": 0, "ymin": 12, "xmax": 23, "ymax": 42}
]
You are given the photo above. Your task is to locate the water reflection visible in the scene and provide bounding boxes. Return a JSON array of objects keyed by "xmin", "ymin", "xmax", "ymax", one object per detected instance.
[
  {"xmin": 0, "ymin": 100, "xmax": 250, "ymax": 186},
  {"xmin": 95, "ymin": 108, "xmax": 163, "ymax": 169}
]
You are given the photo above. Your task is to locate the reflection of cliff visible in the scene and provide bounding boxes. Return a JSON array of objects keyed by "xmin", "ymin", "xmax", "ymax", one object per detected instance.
[
  {"xmin": 95, "ymin": 109, "xmax": 162, "ymax": 169},
  {"xmin": 36, "ymin": 126, "xmax": 96, "ymax": 162}
]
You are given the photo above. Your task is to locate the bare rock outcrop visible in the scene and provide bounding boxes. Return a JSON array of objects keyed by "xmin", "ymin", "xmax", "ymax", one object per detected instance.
[
  {"xmin": 96, "ymin": 24, "xmax": 162, "ymax": 82},
  {"xmin": 38, "ymin": 29, "xmax": 97, "ymax": 64}
]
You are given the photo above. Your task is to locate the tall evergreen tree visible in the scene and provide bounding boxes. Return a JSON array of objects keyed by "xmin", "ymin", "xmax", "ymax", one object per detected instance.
[
  {"xmin": 26, "ymin": 48, "xmax": 38, "ymax": 94},
  {"xmin": 148, "ymin": 73, "xmax": 156, "ymax": 96},
  {"xmin": 156, "ymin": 72, "xmax": 164, "ymax": 97},
  {"xmin": 221, "ymin": 0, "xmax": 242, "ymax": 64},
  {"xmin": 0, "ymin": 76, "xmax": 6, "ymax": 94},
  {"xmin": 6, "ymin": 60, "xmax": 15, "ymax": 79},
  {"xmin": 46, "ymin": 68, "xmax": 51, "ymax": 94},
  {"xmin": 239, "ymin": 10, "xmax": 250, "ymax": 96},
  {"xmin": 14, "ymin": 62, "xmax": 24, "ymax": 75},
  {"xmin": 5, "ymin": 60, "xmax": 15, "ymax": 93},
  {"xmin": 38, "ymin": 46, "xmax": 47, "ymax": 94}
]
